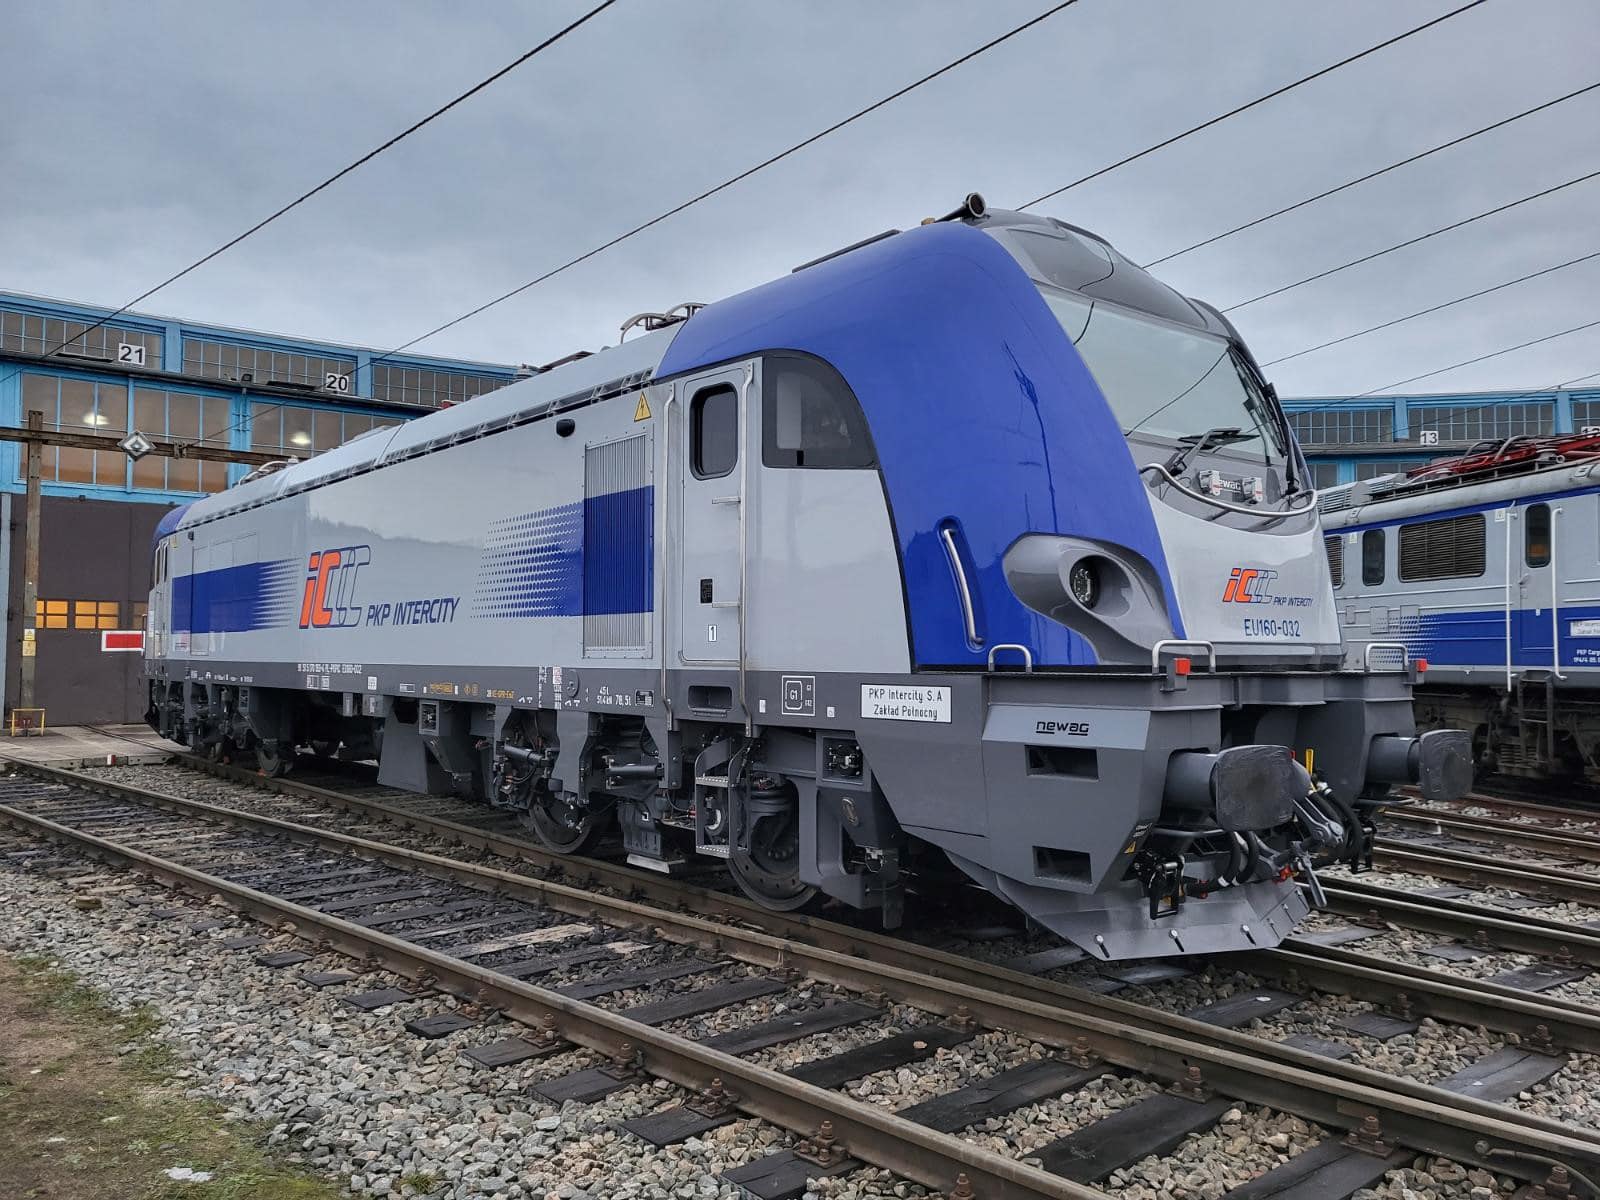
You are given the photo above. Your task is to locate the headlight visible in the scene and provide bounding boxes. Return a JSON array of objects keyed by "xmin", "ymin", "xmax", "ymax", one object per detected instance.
[{"xmin": 1068, "ymin": 560, "xmax": 1099, "ymax": 608}]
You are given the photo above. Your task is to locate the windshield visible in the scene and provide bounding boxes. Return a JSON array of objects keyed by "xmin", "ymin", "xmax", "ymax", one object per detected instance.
[{"xmin": 1040, "ymin": 287, "xmax": 1287, "ymax": 467}]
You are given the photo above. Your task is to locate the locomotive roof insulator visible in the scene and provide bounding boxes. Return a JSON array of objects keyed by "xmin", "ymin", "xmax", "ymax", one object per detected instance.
[{"xmin": 619, "ymin": 302, "xmax": 706, "ymax": 342}]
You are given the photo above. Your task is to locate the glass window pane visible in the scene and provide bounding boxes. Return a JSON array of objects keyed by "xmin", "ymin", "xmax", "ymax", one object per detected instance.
[
  {"xmin": 94, "ymin": 451, "xmax": 126, "ymax": 487},
  {"xmin": 201, "ymin": 397, "xmax": 232, "ymax": 446},
  {"xmin": 282, "ymin": 406, "xmax": 314, "ymax": 454},
  {"xmin": 250, "ymin": 402, "xmax": 279, "ymax": 451},
  {"xmin": 1362, "ymin": 529, "xmax": 1385, "ymax": 586},
  {"xmin": 58, "ymin": 447, "xmax": 95, "ymax": 484},
  {"xmin": 763, "ymin": 356, "xmax": 874, "ymax": 468},
  {"xmin": 314, "ymin": 411, "xmax": 343, "ymax": 451},
  {"xmin": 133, "ymin": 453, "xmax": 167, "ymax": 490},
  {"xmin": 96, "ymin": 383, "xmax": 128, "ymax": 433},
  {"xmin": 134, "ymin": 388, "xmax": 166, "ymax": 437},
  {"xmin": 167, "ymin": 457, "xmax": 201, "ymax": 491},
  {"xmin": 692, "ymin": 387, "xmax": 738, "ymax": 478},
  {"xmin": 1526, "ymin": 504, "xmax": 1552, "ymax": 568},
  {"xmin": 59, "ymin": 379, "xmax": 96, "ymax": 432},
  {"xmin": 21, "ymin": 374, "xmax": 56, "ymax": 420},
  {"xmin": 168, "ymin": 393, "xmax": 200, "ymax": 441}
]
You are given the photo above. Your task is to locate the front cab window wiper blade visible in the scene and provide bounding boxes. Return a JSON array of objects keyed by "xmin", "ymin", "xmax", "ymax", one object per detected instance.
[{"xmin": 1162, "ymin": 426, "xmax": 1254, "ymax": 475}]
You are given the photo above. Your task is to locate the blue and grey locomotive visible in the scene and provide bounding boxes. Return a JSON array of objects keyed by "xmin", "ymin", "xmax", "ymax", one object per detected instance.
[
  {"xmin": 1322, "ymin": 433, "xmax": 1600, "ymax": 782},
  {"xmin": 144, "ymin": 196, "xmax": 1468, "ymax": 959}
]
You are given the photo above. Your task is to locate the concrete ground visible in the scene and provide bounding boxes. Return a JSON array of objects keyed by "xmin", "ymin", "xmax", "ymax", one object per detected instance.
[{"xmin": 0, "ymin": 722, "xmax": 181, "ymax": 767}]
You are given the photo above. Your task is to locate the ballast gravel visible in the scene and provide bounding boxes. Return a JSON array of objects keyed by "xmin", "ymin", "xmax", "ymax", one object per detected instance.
[
  {"xmin": 16, "ymin": 765, "xmax": 1591, "ymax": 1197},
  {"xmin": 0, "ymin": 854, "xmax": 1543, "ymax": 1200}
]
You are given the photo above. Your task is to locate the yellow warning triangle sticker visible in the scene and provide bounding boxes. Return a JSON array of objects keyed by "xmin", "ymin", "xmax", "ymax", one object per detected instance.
[{"xmin": 633, "ymin": 393, "xmax": 652, "ymax": 421}]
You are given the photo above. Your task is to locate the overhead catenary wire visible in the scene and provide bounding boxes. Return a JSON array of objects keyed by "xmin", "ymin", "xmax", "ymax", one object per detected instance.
[
  {"xmin": 1343, "ymin": 318, "xmax": 1600, "ymax": 399},
  {"xmin": 179, "ymin": 0, "xmax": 1085, "ymax": 459},
  {"xmin": 1262, "ymin": 247, "xmax": 1600, "ymax": 367},
  {"xmin": 372, "ymin": 0, "xmax": 1083, "ymax": 360},
  {"xmin": 1145, "ymin": 79, "xmax": 1600, "ymax": 267},
  {"xmin": 375, "ymin": 0, "xmax": 1488, "ymax": 370},
  {"xmin": 0, "ymin": 0, "xmax": 620, "ymax": 399},
  {"xmin": 1015, "ymin": 0, "xmax": 1489, "ymax": 213},
  {"xmin": 1221, "ymin": 167, "xmax": 1600, "ymax": 313}
]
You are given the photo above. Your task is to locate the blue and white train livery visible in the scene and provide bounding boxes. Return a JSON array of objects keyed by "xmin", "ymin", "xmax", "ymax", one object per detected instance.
[
  {"xmin": 144, "ymin": 196, "xmax": 1467, "ymax": 958},
  {"xmin": 1322, "ymin": 433, "xmax": 1600, "ymax": 781}
]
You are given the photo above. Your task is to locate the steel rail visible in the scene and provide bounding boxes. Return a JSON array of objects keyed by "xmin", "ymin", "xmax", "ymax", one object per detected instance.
[
  {"xmin": 1384, "ymin": 808, "xmax": 1600, "ymax": 864},
  {"xmin": 1322, "ymin": 880, "xmax": 1600, "ymax": 965},
  {"xmin": 1413, "ymin": 789, "xmax": 1600, "ymax": 827},
  {"xmin": 131, "ymin": 758, "xmax": 1600, "ymax": 1048},
  {"xmin": 23, "ymin": 758, "xmax": 1600, "ymax": 1176},
  {"xmin": 0, "ymin": 799, "xmax": 1100, "ymax": 1200},
  {"xmin": 1374, "ymin": 842, "xmax": 1600, "ymax": 905},
  {"xmin": 1251, "ymin": 941, "xmax": 1600, "ymax": 1052}
]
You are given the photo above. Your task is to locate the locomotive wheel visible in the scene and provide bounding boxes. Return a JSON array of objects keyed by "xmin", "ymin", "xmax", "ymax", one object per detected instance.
[
  {"xmin": 729, "ymin": 799, "xmax": 816, "ymax": 911},
  {"xmin": 256, "ymin": 740, "xmax": 294, "ymax": 777},
  {"xmin": 521, "ymin": 790, "xmax": 605, "ymax": 855}
]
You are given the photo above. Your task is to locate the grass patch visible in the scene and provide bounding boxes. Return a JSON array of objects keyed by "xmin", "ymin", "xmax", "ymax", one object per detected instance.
[{"xmin": 0, "ymin": 951, "xmax": 344, "ymax": 1200}]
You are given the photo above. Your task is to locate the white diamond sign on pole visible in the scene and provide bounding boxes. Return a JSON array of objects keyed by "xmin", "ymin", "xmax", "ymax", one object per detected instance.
[{"xmin": 118, "ymin": 430, "xmax": 155, "ymax": 461}]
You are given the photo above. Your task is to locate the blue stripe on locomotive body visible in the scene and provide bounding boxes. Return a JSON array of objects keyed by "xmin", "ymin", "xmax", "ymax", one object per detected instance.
[
  {"xmin": 583, "ymin": 485, "xmax": 654, "ymax": 617},
  {"xmin": 655, "ymin": 220, "xmax": 1181, "ymax": 669},
  {"xmin": 169, "ymin": 490, "xmax": 655, "ymax": 635},
  {"xmin": 1398, "ymin": 605, "xmax": 1600, "ymax": 670},
  {"xmin": 172, "ymin": 559, "xmax": 300, "ymax": 635},
  {"xmin": 467, "ymin": 487, "xmax": 654, "ymax": 621}
]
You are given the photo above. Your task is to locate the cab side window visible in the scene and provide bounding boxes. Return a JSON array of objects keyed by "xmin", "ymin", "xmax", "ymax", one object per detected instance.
[
  {"xmin": 762, "ymin": 354, "xmax": 874, "ymax": 469},
  {"xmin": 691, "ymin": 385, "xmax": 738, "ymax": 479},
  {"xmin": 1526, "ymin": 503, "xmax": 1551, "ymax": 567},
  {"xmin": 1361, "ymin": 528, "xmax": 1385, "ymax": 586}
]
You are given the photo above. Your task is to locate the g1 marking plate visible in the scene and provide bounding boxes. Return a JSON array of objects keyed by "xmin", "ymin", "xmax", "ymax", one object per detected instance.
[{"xmin": 861, "ymin": 684, "xmax": 951, "ymax": 723}]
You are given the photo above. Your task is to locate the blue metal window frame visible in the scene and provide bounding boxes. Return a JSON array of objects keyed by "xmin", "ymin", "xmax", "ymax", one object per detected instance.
[{"xmin": 0, "ymin": 290, "xmax": 514, "ymax": 504}]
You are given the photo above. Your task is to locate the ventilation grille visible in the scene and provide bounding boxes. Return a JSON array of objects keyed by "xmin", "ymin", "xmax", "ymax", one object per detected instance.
[
  {"xmin": 1398, "ymin": 513, "xmax": 1486, "ymax": 581},
  {"xmin": 1317, "ymin": 485, "xmax": 1356, "ymax": 515},
  {"xmin": 1324, "ymin": 536, "xmax": 1344, "ymax": 588}
]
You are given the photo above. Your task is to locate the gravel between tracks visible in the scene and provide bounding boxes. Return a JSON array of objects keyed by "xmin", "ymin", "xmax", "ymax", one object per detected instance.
[{"xmin": 23, "ymin": 763, "xmax": 1591, "ymax": 1197}]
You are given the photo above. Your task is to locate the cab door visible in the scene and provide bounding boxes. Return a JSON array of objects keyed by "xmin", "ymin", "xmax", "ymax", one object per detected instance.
[
  {"xmin": 674, "ymin": 364, "xmax": 753, "ymax": 666},
  {"xmin": 1516, "ymin": 502, "xmax": 1557, "ymax": 669}
]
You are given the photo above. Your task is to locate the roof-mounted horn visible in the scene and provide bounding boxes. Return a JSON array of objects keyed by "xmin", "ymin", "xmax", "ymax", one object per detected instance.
[{"xmin": 923, "ymin": 192, "xmax": 986, "ymax": 225}]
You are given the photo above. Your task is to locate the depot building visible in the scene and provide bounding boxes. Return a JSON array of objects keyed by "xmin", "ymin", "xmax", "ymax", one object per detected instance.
[
  {"xmin": 0, "ymin": 289, "xmax": 516, "ymax": 725},
  {"xmin": 1283, "ymin": 384, "xmax": 1600, "ymax": 487}
]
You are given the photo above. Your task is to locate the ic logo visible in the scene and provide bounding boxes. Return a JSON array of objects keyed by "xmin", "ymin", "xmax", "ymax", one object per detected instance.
[
  {"xmin": 298, "ymin": 545, "xmax": 370, "ymax": 629},
  {"xmin": 1222, "ymin": 567, "xmax": 1278, "ymax": 604},
  {"xmin": 1035, "ymin": 719, "xmax": 1090, "ymax": 737}
]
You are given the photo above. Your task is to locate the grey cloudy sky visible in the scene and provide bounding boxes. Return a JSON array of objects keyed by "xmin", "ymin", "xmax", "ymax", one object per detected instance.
[{"xmin": 2, "ymin": 0, "xmax": 1596, "ymax": 400}]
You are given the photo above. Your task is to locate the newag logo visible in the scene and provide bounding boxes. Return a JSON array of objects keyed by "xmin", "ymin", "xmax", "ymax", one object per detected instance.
[
  {"xmin": 1035, "ymin": 719, "xmax": 1091, "ymax": 737},
  {"xmin": 298, "ymin": 546, "xmax": 370, "ymax": 629},
  {"xmin": 1222, "ymin": 566, "xmax": 1278, "ymax": 605}
]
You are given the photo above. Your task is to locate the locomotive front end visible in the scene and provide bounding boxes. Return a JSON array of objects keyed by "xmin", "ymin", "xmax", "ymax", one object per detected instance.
[
  {"xmin": 641, "ymin": 202, "xmax": 1471, "ymax": 957},
  {"xmin": 922, "ymin": 207, "xmax": 1472, "ymax": 956}
]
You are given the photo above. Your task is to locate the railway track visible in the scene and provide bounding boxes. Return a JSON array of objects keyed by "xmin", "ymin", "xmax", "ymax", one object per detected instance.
[
  {"xmin": 2, "ymin": 758, "xmax": 1598, "ymax": 1197},
  {"xmin": 107, "ymin": 755, "xmax": 1600, "ymax": 1054}
]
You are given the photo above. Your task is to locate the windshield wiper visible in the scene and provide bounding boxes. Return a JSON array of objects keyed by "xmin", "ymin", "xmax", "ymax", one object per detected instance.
[{"xmin": 1163, "ymin": 426, "xmax": 1256, "ymax": 476}]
